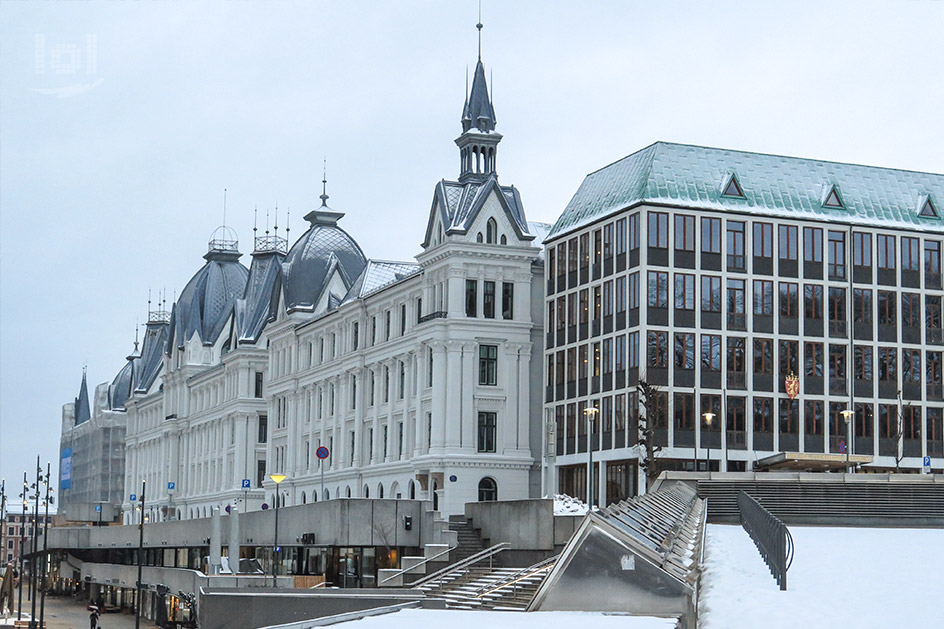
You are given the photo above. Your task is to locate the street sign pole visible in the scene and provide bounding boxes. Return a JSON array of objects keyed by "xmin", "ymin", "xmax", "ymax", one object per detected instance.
[{"xmin": 315, "ymin": 446, "xmax": 330, "ymax": 500}]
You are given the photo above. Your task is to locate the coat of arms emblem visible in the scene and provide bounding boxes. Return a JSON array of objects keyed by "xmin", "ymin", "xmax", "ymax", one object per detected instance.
[{"xmin": 785, "ymin": 371, "xmax": 800, "ymax": 400}]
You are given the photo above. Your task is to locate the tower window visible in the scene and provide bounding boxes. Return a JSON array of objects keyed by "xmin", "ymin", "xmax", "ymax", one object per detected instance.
[
  {"xmin": 466, "ymin": 280, "xmax": 478, "ymax": 317},
  {"xmin": 479, "ymin": 345, "xmax": 498, "ymax": 385},
  {"xmin": 486, "ymin": 218, "xmax": 498, "ymax": 244},
  {"xmin": 477, "ymin": 413, "xmax": 497, "ymax": 453}
]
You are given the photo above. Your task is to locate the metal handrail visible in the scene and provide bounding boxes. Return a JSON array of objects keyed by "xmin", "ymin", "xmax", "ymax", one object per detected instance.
[
  {"xmin": 379, "ymin": 544, "xmax": 455, "ymax": 585},
  {"xmin": 473, "ymin": 554, "xmax": 558, "ymax": 598},
  {"xmin": 738, "ymin": 491, "xmax": 793, "ymax": 590},
  {"xmin": 411, "ymin": 542, "xmax": 509, "ymax": 588}
]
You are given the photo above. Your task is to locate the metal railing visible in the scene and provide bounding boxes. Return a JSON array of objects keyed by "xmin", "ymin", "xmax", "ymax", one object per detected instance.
[
  {"xmin": 411, "ymin": 542, "xmax": 508, "ymax": 589},
  {"xmin": 472, "ymin": 554, "xmax": 558, "ymax": 599},
  {"xmin": 737, "ymin": 491, "xmax": 794, "ymax": 590},
  {"xmin": 418, "ymin": 311, "xmax": 447, "ymax": 324},
  {"xmin": 378, "ymin": 544, "xmax": 455, "ymax": 585}
]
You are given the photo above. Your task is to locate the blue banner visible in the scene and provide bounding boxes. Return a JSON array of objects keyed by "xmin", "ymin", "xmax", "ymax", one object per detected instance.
[{"xmin": 61, "ymin": 447, "xmax": 72, "ymax": 490}]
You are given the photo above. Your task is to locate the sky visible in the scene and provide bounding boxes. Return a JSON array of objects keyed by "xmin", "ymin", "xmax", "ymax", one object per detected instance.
[{"xmin": 1, "ymin": 0, "xmax": 943, "ymax": 494}]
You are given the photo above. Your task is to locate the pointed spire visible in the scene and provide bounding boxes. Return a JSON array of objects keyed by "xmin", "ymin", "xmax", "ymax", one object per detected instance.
[
  {"xmin": 477, "ymin": 0, "xmax": 483, "ymax": 60},
  {"xmin": 75, "ymin": 369, "xmax": 91, "ymax": 426},
  {"xmin": 320, "ymin": 158, "xmax": 329, "ymax": 207}
]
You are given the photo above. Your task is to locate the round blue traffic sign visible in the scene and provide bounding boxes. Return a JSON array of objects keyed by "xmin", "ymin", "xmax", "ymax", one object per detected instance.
[{"xmin": 316, "ymin": 446, "xmax": 330, "ymax": 460}]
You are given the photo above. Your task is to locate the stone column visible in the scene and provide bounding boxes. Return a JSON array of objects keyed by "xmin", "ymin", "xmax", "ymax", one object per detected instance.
[
  {"xmin": 461, "ymin": 343, "xmax": 476, "ymax": 451},
  {"xmin": 445, "ymin": 341, "xmax": 463, "ymax": 448},
  {"xmin": 518, "ymin": 344, "xmax": 532, "ymax": 452},
  {"xmin": 503, "ymin": 344, "xmax": 519, "ymax": 452},
  {"xmin": 430, "ymin": 342, "xmax": 447, "ymax": 453}
]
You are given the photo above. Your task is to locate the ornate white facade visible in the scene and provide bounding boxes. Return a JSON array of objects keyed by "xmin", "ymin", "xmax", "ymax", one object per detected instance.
[{"xmin": 115, "ymin": 42, "xmax": 547, "ymax": 521}]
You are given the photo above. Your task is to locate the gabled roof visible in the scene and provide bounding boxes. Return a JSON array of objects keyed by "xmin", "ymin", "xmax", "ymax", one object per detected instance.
[
  {"xmin": 548, "ymin": 141, "xmax": 944, "ymax": 240},
  {"xmin": 423, "ymin": 174, "xmax": 533, "ymax": 247},
  {"xmin": 343, "ymin": 260, "xmax": 421, "ymax": 303}
]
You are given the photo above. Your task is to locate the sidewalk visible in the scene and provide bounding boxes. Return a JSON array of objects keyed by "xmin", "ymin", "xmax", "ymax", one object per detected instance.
[{"xmin": 3, "ymin": 596, "xmax": 159, "ymax": 628}]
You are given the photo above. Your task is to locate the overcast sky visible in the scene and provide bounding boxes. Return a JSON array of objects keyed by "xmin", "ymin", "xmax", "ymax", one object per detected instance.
[{"xmin": 1, "ymin": 1, "xmax": 942, "ymax": 492}]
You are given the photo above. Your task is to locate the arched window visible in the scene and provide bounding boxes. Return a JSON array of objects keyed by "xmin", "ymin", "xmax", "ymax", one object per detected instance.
[
  {"xmin": 301, "ymin": 492, "xmax": 307, "ymax": 505},
  {"xmin": 408, "ymin": 480, "xmax": 416, "ymax": 500},
  {"xmin": 324, "ymin": 488, "xmax": 330, "ymax": 500},
  {"xmin": 477, "ymin": 232, "xmax": 483, "ymax": 243},
  {"xmin": 312, "ymin": 490, "xmax": 318, "ymax": 503},
  {"xmin": 390, "ymin": 481, "xmax": 400, "ymax": 499},
  {"xmin": 500, "ymin": 234, "xmax": 507, "ymax": 245},
  {"xmin": 346, "ymin": 486, "xmax": 352, "ymax": 498},
  {"xmin": 486, "ymin": 218, "xmax": 497, "ymax": 244},
  {"xmin": 432, "ymin": 479, "xmax": 439, "ymax": 511},
  {"xmin": 378, "ymin": 483, "xmax": 384, "ymax": 499},
  {"xmin": 363, "ymin": 485, "xmax": 370, "ymax": 498},
  {"xmin": 478, "ymin": 477, "xmax": 498, "ymax": 502}
]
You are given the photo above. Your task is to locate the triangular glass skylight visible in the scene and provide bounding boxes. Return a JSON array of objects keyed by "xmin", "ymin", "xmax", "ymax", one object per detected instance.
[
  {"xmin": 823, "ymin": 186, "xmax": 844, "ymax": 209},
  {"xmin": 721, "ymin": 174, "xmax": 744, "ymax": 198},
  {"xmin": 919, "ymin": 196, "xmax": 938, "ymax": 218}
]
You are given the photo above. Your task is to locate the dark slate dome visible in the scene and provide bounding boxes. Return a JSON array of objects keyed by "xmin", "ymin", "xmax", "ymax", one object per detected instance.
[
  {"xmin": 168, "ymin": 229, "xmax": 249, "ymax": 350},
  {"xmin": 281, "ymin": 202, "xmax": 367, "ymax": 312},
  {"xmin": 108, "ymin": 354, "xmax": 135, "ymax": 411}
]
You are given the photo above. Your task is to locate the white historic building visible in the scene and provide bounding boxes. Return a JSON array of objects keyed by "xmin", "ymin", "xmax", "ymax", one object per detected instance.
[{"xmin": 113, "ymin": 41, "xmax": 547, "ymax": 522}]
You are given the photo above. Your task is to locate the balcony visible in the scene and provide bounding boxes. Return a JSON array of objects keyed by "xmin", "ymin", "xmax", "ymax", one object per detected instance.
[{"xmin": 418, "ymin": 311, "xmax": 446, "ymax": 324}]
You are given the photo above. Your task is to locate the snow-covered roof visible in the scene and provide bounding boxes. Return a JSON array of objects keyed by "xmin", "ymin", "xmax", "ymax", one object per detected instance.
[
  {"xmin": 549, "ymin": 141, "xmax": 944, "ymax": 240},
  {"xmin": 344, "ymin": 260, "xmax": 421, "ymax": 303}
]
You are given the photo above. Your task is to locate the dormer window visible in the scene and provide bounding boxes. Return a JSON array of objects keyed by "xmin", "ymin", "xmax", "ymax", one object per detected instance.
[
  {"xmin": 823, "ymin": 185, "xmax": 844, "ymax": 209},
  {"xmin": 721, "ymin": 173, "xmax": 744, "ymax": 198},
  {"xmin": 920, "ymin": 195, "xmax": 938, "ymax": 218}
]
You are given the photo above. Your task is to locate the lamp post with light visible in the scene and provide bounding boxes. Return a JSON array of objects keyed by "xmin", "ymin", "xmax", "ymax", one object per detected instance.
[
  {"xmin": 703, "ymin": 412, "xmax": 715, "ymax": 473},
  {"xmin": 841, "ymin": 409, "xmax": 855, "ymax": 472},
  {"xmin": 269, "ymin": 473, "xmax": 287, "ymax": 586},
  {"xmin": 583, "ymin": 407, "xmax": 599, "ymax": 508}
]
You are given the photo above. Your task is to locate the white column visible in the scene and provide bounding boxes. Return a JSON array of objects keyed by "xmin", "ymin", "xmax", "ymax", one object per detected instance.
[
  {"xmin": 503, "ymin": 344, "xmax": 518, "ymax": 452},
  {"xmin": 445, "ymin": 341, "xmax": 462, "ymax": 448},
  {"xmin": 431, "ymin": 342, "xmax": 447, "ymax": 452},
  {"xmin": 461, "ymin": 343, "xmax": 475, "ymax": 450},
  {"xmin": 517, "ymin": 344, "xmax": 531, "ymax": 451}
]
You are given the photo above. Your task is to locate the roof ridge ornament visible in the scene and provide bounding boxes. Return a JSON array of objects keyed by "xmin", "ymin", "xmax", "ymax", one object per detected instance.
[
  {"xmin": 721, "ymin": 172, "xmax": 744, "ymax": 198},
  {"xmin": 822, "ymin": 184, "xmax": 844, "ymax": 209}
]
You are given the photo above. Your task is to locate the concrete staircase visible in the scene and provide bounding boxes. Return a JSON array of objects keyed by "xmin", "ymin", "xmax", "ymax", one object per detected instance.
[
  {"xmin": 413, "ymin": 563, "xmax": 550, "ymax": 611},
  {"xmin": 448, "ymin": 515, "xmax": 488, "ymax": 564}
]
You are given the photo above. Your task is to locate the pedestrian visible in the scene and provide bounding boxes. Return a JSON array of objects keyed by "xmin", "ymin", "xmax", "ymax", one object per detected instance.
[
  {"xmin": 89, "ymin": 604, "xmax": 100, "ymax": 629},
  {"xmin": 0, "ymin": 563, "xmax": 16, "ymax": 616}
]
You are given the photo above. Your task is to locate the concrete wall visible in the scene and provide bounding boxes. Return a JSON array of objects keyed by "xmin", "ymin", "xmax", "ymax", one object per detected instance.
[
  {"xmin": 198, "ymin": 588, "xmax": 442, "ymax": 629},
  {"xmin": 45, "ymin": 498, "xmax": 440, "ymax": 552},
  {"xmin": 464, "ymin": 498, "xmax": 582, "ymax": 552}
]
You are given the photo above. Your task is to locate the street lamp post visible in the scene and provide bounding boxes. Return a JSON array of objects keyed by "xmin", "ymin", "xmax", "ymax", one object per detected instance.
[
  {"xmin": 268, "ymin": 474, "xmax": 287, "ymax": 587},
  {"xmin": 30, "ymin": 457, "xmax": 41, "ymax": 628},
  {"xmin": 39, "ymin": 463, "xmax": 51, "ymax": 629},
  {"xmin": 17, "ymin": 472, "xmax": 26, "ymax": 621},
  {"xmin": 135, "ymin": 479, "xmax": 146, "ymax": 629},
  {"xmin": 841, "ymin": 409, "xmax": 855, "ymax": 472},
  {"xmin": 583, "ymin": 407, "xmax": 599, "ymax": 509},
  {"xmin": 703, "ymin": 412, "xmax": 715, "ymax": 473}
]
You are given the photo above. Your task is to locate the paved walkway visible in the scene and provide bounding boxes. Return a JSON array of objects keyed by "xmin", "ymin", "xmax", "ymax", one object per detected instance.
[{"xmin": 3, "ymin": 596, "xmax": 159, "ymax": 628}]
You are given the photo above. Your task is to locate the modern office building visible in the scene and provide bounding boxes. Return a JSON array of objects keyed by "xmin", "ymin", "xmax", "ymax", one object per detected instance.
[{"xmin": 543, "ymin": 142, "xmax": 944, "ymax": 504}]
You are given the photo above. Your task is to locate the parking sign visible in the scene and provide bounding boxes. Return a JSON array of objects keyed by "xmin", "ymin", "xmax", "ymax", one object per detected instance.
[
  {"xmin": 130, "ymin": 494, "xmax": 137, "ymax": 502},
  {"xmin": 242, "ymin": 478, "xmax": 251, "ymax": 489}
]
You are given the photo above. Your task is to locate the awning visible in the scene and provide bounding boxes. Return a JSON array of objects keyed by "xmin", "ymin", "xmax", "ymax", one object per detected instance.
[{"xmin": 754, "ymin": 452, "xmax": 873, "ymax": 472}]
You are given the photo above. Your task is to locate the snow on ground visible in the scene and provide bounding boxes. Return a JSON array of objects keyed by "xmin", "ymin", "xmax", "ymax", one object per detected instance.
[
  {"xmin": 552, "ymin": 494, "xmax": 589, "ymax": 515},
  {"xmin": 347, "ymin": 609, "xmax": 676, "ymax": 628},
  {"xmin": 700, "ymin": 524, "xmax": 944, "ymax": 629}
]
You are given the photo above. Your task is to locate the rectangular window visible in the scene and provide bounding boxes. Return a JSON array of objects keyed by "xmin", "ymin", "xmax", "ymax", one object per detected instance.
[
  {"xmin": 674, "ymin": 332, "xmax": 695, "ymax": 369},
  {"xmin": 483, "ymin": 281, "xmax": 496, "ymax": 318},
  {"xmin": 853, "ymin": 289, "xmax": 872, "ymax": 324},
  {"xmin": 902, "ymin": 236, "xmax": 920, "ymax": 272},
  {"xmin": 254, "ymin": 372, "xmax": 264, "ymax": 398},
  {"xmin": 674, "ymin": 393, "xmax": 695, "ymax": 430},
  {"xmin": 353, "ymin": 322, "xmax": 360, "ymax": 349},
  {"xmin": 416, "ymin": 297, "xmax": 422, "ymax": 323},
  {"xmin": 927, "ymin": 241, "xmax": 941, "ymax": 277},
  {"xmin": 803, "ymin": 227, "xmax": 823, "ymax": 262},
  {"xmin": 648, "ymin": 271, "xmax": 668, "ymax": 308},
  {"xmin": 878, "ymin": 347, "xmax": 897, "ymax": 382},
  {"xmin": 603, "ymin": 280, "xmax": 614, "ymax": 318},
  {"xmin": 754, "ymin": 339, "xmax": 773, "ymax": 374},
  {"xmin": 903, "ymin": 348, "xmax": 921, "ymax": 384},
  {"xmin": 753, "ymin": 280, "xmax": 773, "ymax": 316},
  {"xmin": 648, "ymin": 212, "xmax": 669, "ymax": 248},
  {"xmin": 804, "ymin": 284, "xmax": 823, "ymax": 319},
  {"xmin": 400, "ymin": 304, "xmax": 406, "ymax": 335},
  {"xmin": 728, "ymin": 337, "xmax": 746, "ymax": 372},
  {"xmin": 370, "ymin": 317, "xmax": 377, "ymax": 345},
  {"xmin": 827, "ymin": 231, "xmax": 845, "ymax": 278},
  {"xmin": 779, "ymin": 225, "xmax": 798, "ymax": 260},
  {"xmin": 877, "ymin": 235, "xmax": 896, "ymax": 269},
  {"xmin": 615, "ymin": 277, "xmax": 626, "ymax": 315},
  {"xmin": 779, "ymin": 282, "xmax": 799, "ymax": 318},
  {"xmin": 854, "ymin": 346, "xmax": 873, "ymax": 380},
  {"xmin": 465, "ymin": 279, "xmax": 477, "ymax": 317},
  {"xmin": 853, "ymin": 232, "xmax": 872, "ymax": 266},
  {"xmin": 479, "ymin": 345, "xmax": 498, "ymax": 385},
  {"xmin": 727, "ymin": 221, "xmax": 746, "ymax": 269},
  {"xmin": 258, "ymin": 415, "xmax": 268, "ymax": 443},
  {"xmin": 828, "ymin": 287, "xmax": 845, "ymax": 323},
  {"xmin": 399, "ymin": 361, "xmax": 406, "ymax": 399},
  {"xmin": 877, "ymin": 291, "xmax": 896, "ymax": 325},
  {"xmin": 675, "ymin": 215, "xmax": 695, "ymax": 251},
  {"xmin": 754, "ymin": 223, "xmax": 773, "ymax": 258},
  {"xmin": 701, "ymin": 276, "xmax": 722, "ymax": 312},
  {"xmin": 579, "ymin": 233, "xmax": 590, "ymax": 272},
  {"xmin": 256, "ymin": 460, "xmax": 266, "ymax": 488},
  {"xmin": 674, "ymin": 273, "xmax": 695, "ymax": 310},
  {"xmin": 604, "ymin": 223, "xmax": 614, "ymax": 259},
  {"xmin": 701, "ymin": 334, "xmax": 721, "ymax": 371},
  {"xmin": 628, "ymin": 332, "xmax": 639, "ymax": 368},
  {"xmin": 502, "ymin": 282, "xmax": 514, "ymax": 319},
  {"xmin": 351, "ymin": 375, "xmax": 358, "ymax": 409},
  {"xmin": 628, "ymin": 273, "xmax": 639, "ymax": 309},
  {"xmin": 477, "ymin": 412, "xmax": 497, "ymax": 452},
  {"xmin": 616, "ymin": 218, "xmax": 627, "ymax": 256},
  {"xmin": 701, "ymin": 217, "xmax": 721, "ymax": 253},
  {"xmin": 647, "ymin": 331, "xmax": 668, "ymax": 368},
  {"xmin": 385, "ymin": 310, "xmax": 391, "ymax": 341},
  {"xmin": 568, "ymin": 238, "xmax": 578, "ymax": 274},
  {"xmin": 805, "ymin": 342, "xmax": 824, "ymax": 377},
  {"xmin": 628, "ymin": 214, "xmax": 640, "ymax": 250},
  {"xmin": 780, "ymin": 340, "xmax": 799, "ymax": 377},
  {"xmin": 727, "ymin": 279, "xmax": 746, "ymax": 314},
  {"xmin": 902, "ymin": 293, "xmax": 920, "ymax": 327},
  {"xmin": 754, "ymin": 398, "xmax": 773, "ymax": 433}
]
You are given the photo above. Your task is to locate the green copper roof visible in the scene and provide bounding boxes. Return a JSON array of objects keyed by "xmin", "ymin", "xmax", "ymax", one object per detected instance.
[{"xmin": 548, "ymin": 142, "xmax": 944, "ymax": 240}]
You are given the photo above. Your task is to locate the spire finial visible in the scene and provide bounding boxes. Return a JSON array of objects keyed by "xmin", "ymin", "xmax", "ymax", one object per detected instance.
[
  {"xmin": 134, "ymin": 319, "xmax": 139, "ymax": 352},
  {"xmin": 274, "ymin": 203, "xmax": 279, "ymax": 236},
  {"xmin": 253, "ymin": 206, "xmax": 258, "ymax": 235},
  {"xmin": 476, "ymin": 0, "xmax": 483, "ymax": 60},
  {"xmin": 222, "ymin": 188, "xmax": 227, "ymax": 228},
  {"xmin": 320, "ymin": 157, "xmax": 329, "ymax": 206}
]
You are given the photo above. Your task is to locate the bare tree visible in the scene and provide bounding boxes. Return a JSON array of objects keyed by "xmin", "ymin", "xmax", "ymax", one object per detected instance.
[{"xmin": 637, "ymin": 380, "xmax": 667, "ymax": 490}]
